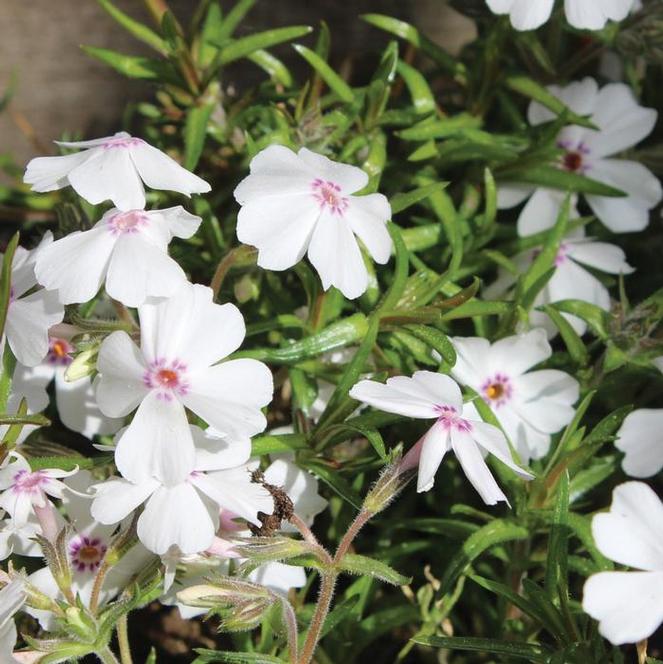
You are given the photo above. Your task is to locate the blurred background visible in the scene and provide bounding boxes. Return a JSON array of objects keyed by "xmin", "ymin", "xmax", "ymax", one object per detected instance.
[{"xmin": 0, "ymin": 0, "xmax": 476, "ymax": 167}]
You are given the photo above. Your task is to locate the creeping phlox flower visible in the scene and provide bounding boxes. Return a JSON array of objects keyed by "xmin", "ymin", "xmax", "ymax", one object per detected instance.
[
  {"xmin": 0, "ymin": 579, "xmax": 26, "ymax": 664},
  {"xmin": 451, "ymin": 330, "xmax": 579, "ymax": 463},
  {"xmin": 4, "ymin": 233, "xmax": 64, "ymax": 367},
  {"xmin": 486, "ymin": 227, "xmax": 634, "ymax": 338},
  {"xmin": 35, "ymin": 206, "xmax": 201, "ymax": 307},
  {"xmin": 26, "ymin": 471, "xmax": 152, "ymax": 631},
  {"xmin": 95, "ymin": 282, "xmax": 273, "ymax": 485},
  {"xmin": 91, "ymin": 426, "xmax": 273, "ymax": 555},
  {"xmin": 234, "ymin": 145, "xmax": 392, "ymax": 300},
  {"xmin": 24, "ymin": 331, "xmax": 122, "ymax": 439},
  {"xmin": 24, "ymin": 131, "xmax": 210, "ymax": 211},
  {"xmin": 582, "ymin": 481, "xmax": 663, "ymax": 644},
  {"xmin": 349, "ymin": 371, "xmax": 533, "ymax": 505},
  {"xmin": 498, "ymin": 78, "xmax": 661, "ymax": 234},
  {"xmin": 486, "ymin": 0, "xmax": 637, "ymax": 31},
  {"xmin": 0, "ymin": 510, "xmax": 42, "ymax": 562},
  {"xmin": 614, "ymin": 409, "xmax": 663, "ymax": 478}
]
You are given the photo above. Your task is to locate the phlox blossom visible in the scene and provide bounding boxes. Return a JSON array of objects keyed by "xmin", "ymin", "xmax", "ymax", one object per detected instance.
[
  {"xmin": 350, "ymin": 371, "xmax": 533, "ymax": 505},
  {"xmin": 24, "ymin": 132, "xmax": 210, "ymax": 211},
  {"xmin": 95, "ymin": 282, "xmax": 273, "ymax": 484},
  {"xmin": 234, "ymin": 145, "xmax": 392, "ymax": 300},
  {"xmin": 451, "ymin": 329, "xmax": 579, "ymax": 463},
  {"xmin": 35, "ymin": 206, "xmax": 201, "ymax": 307},
  {"xmin": 615, "ymin": 409, "xmax": 663, "ymax": 478},
  {"xmin": 583, "ymin": 481, "xmax": 663, "ymax": 644},
  {"xmin": 0, "ymin": 579, "xmax": 26, "ymax": 664}
]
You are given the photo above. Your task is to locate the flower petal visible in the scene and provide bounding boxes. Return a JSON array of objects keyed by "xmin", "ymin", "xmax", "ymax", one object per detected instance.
[
  {"xmin": 346, "ymin": 193, "xmax": 392, "ymax": 264},
  {"xmin": 417, "ymin": 422, "xmax": 451, "ymax": 492},
  {"xmin": 489, "ymin": 328, "xmax": 551, "ymax": 376},
  {"xmin": 566, "ymin": 239, "xmax": 634, "ymax": 274},
  {"xmin": 23, "ymin": 151, "xmax": 92, "ymax": 192},
  {"xmin": 468, "ymin": 419, "xmax": 533, "ymax": 479},
  {"xmin": 91, "ymin": 477, "xmax": 158, "ymax": 525},
  {"xmin": 450, "ymin": 336, "xmax": 491, "ymax": 386},
  {"xmin": 298, "ymin": 147, "xmax": 368, "ymax": 194},
  {"xmin": 516, "ymin": 188, "xmax": 572, "ymax": 237},
  {"xmin": 616, "ymin": 409, "xmax": 663, "ymax": 478},
  {"xmin": 192, "ymin": 427, "xmax": 251, "ymax": 471}
]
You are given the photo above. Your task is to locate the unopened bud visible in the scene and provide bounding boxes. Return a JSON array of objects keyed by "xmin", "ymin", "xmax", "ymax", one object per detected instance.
[
  {"xmin": 64, "ymin": 348, "xmax": 97, "ymax": 382},
  {"xmin": 362, "ymin": 447, "xmax": 417, "ymax": 514}
]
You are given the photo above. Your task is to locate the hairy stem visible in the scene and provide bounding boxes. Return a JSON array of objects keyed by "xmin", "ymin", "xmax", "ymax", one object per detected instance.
[
  {"xmin": 289, "ymin": 513, "xmax": 321, "ymax": 548},
  {"xmin": 298, "ymin": 572, "xmax": 337, "ymax": 664},
  {"xmin": 89, "ymin": 561, "xmax": 110, "ymax": 615},
  {"xmin": 279, "ymin": 596, "xmax": 299, "ymax": 664},
  {"xmin": 117, "ymin": 614, "xmax": 133, "ymax": 664},
  {"xmin": 334, "ymin": 510, "xmax": 373, "ymax": 562},
  {"xmin": 97, "ymin": 646, "xmax": 121, "ymax": 664}
]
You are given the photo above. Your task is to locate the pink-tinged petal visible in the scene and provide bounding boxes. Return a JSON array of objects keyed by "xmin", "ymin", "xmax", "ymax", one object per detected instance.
[
  {"xmin": 54, "ymin": 133, "xmax": 130, "ymax": 149},
  {"xmin": 307, "ymin": 210, "xmax": 368, "ymax": 299},
  {"xmin": 182, "ymin": 359, "xmax": 273, "ymax": 439},
  {"xmin": 516, "ymin": 188, "xmax": 572, "ymax": 237},
  {"xmin": 450, "ymin": 336, "xmax": 492, "ymax": 386},
  {"xmin": 451, "ymin": 429, "xmax": 509, "ymax": 505},
  {"xmin": 138, "ymin": 484, "xmax": 216, "ymax": 555},
  {"xmin": 190, "ymin": 468, "xmax": 273, "ymax": 526},
  {"xmin": 34, "ymin": 227, "xmax": 116, "ymax": 304},
  {"xmin": 346, "ymin": 193, "xmax": 392, "ymax": 264},
  {"xmin": 96, "ymin": 331, "xmax": 148, "ymax": 417},
  {"xmin": 298, "ymin": 147, "xmax": 369, "ymax": 194},
  {"xmin": 592, "ymin": 481, "xmax": 663, "ymax": 571},
  {"xmin": 139, "ymin": 283, "xmax": 246, "ymax": 372},
  {"xmin": 236, "ymin": 193, "xmax": 319, "ymax": 271},
  {"xmin": 417, "ymin": 422, "xmax": 451, "ymax": 492},
  {"xmin": 583, "ymin": 571, "xmax": 663, "ymax": 645},
  {"xmin": 6, "ymin": 290, "xmax": 64, "ymax": 367},
  {"xmin": 566, "ymin": 239, "xmax": 634, "ymax": 274},
  {"xmin": 68, "ymin": 148, "xmax": 146, "ymax": 211},
  {"xmin": 91, "ymin": 477, "xmax": 158, "ymax": 524},
  {"xmin": 468, "ymin": 419, "xmax": 534, "ymax": 479},
  {"xmin": 128, "ymin": 142, "xmax": 210, "ymax": 197},
  {"xmin": 114, "ymin": 391, "xmax": 195, "ymax": 485},
  {"xmin": 489, "ymin": 328, "xmax": 551, "ymax": 376},
  {"xmin": 616, "ymin": 409, "xmax": 663, "ymax": 478},
  {"xmin": 106, "ymin": 235, "xmax": 186, "ymax": 307},
  {"xmin": 54, "ymin": 371, "xmax": 122, "ymax": 439},
  {"xmin": 192, "ymin": 427, "xmax": 252, "ymax": 471},
  {"xmin": 23, "ymin": 150, "xmax": 92, "ymax": 192}
]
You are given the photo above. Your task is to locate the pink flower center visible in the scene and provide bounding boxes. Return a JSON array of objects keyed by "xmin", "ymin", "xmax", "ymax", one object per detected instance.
[
  {"xmin": 558, "ymin": 140, "xmax": 590, "ymax": 173},
  {"xmin": 12, "ymin": 469, "xmax": 48, "ymax": 495},
  {"xmin": 434, "ymin": 405, "xmax": 472, "ymax": 432},
  {"xmin": 69, "ymin": 535, "xmax": 108, "ymax": 573},
  {"xmin": 481, "ymin": 373, "xmax": 513, "ymax": 408},
  {"xmin": 107, "ymin": 210, "xmax": 148, "ymax": 236},
  {"xmin": 311, "ymin": 179, "xmax": 349, "ymax": 216},
  {"xmin": 47, "ymin": 337, "xmax": 74, "ymax": 366},
  {"xmin": 143, "ymin": 358, "xmax": 190, "ymax": 400},
  {"xmin": 101, "ymin": 136, "xmax": 144, "ymax": 150}
]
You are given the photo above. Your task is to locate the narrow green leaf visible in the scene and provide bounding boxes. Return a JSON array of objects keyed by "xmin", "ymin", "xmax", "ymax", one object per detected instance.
[
  {"xmin": 545, "ymin": 470, "xmax": 569, "ymax": 598},
  {"xmin": 184, "ymin": 103, "xmax": 214, "ymax": 170},
  {"xmin": 293, "ymin": 44, "xmax": 354, "ymax": 102},
  {"xmin": 377, "ymin": 223, "xmax": 409, "ymax": 312},
  {"xmin": 250, "ymin": 433, "xmax": 307, "ymax": 456},
  {"xmin": 405, "ymin": 324, "xmax": 456, "ymax": 366},
  {"xmin": 549, "ymin": 300, "xmax": 610, "ymax": 340},
  {"xmin": 390, "ymin": 182, "xmax": 449, "ymax": 215},
  {"xmin": 198, "ymin": 2, "xmax": 224, "ymax": 67},
  {"xmin": 247, "ymin": 49, "xmax": 293, "ymax": 86},
  {"xmin": 502, "ymin": 165, "xmax": 626, "ymax": 197},
  {"xmin": 194, "ymin": 650, "xmax": 283, "ymax": 664},
  {"xmin": 81, "ymin": 46, "xmax": 176, "ymax": 81},
  {"xmin": 214, "ymin": 26, "xmax": 313, "ymax": 66},
  {"xmin": 396, "ymin": 60, "xmax": 435, "ymax": 114},
  {"xmin": 97, "ymin": 0, "xmax": 168, "ymax": 53},
  {"xmin": 483, "ymin": 167, "xmax": 497, "ymax": 227},
  {"xmin": 338, "ymin": 553, "xmax": 411, "ymax": 585},
  {"xmin": 542, "ymin": 305, "xmax": 589, "ymax": 366},
  {"xmin": 413, "ymin": 636, "xmax": 550, "ymax": 661},
  {"xmin": 213, "ymin": 0, "xmax": 256, "ymax": 42},
  {"xmin": 320, "ymin": 423, "xmax": 386, "ymax": 459},
  {"xmin": 397, "ymin": 114, "xmax": 481, "ymax": 140},
  {"xmin": 0, "ymin": 233, "xmax": 19, "ymax": 343},
  {"xmin": 300, "ymin": 458, "xmax": 363, "ymax": 509}
]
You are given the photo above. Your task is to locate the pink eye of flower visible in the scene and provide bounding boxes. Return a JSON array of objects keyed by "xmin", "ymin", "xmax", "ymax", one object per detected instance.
[
  {"xmin": 12, "ymin": 469, "xmax": 48, "ymax": 494},
  {"xmin": 108, "ymin": 211, "xmax": 148, "ymax": 235},
  {"xmin": 69, "ymin": 535, "xmax": 108, "ymax": 573},
  {"xmin": 47, "ymin": 337, "xmax": 74, "ymax": 366},
  {"xmin": 101, "ymin": 136, "xmax": 144, "ymax": 150},
  {"xmin": 311, "ymin": 178, "xmax": 349, "ymax": 216},
  {"xmin": 143, "ymin": 359, "xmax": 190, "ymax": 400},
  {"xmin": 434, "ymin": 405, "xmax": 472, "ymax": 432},
  {"xmin": 558, "ymin": 140, "xmax": 590, "ymax": 174},
  {"xmin": 481, "ymin": 373, "xmax": 513, "ymax": 407}
]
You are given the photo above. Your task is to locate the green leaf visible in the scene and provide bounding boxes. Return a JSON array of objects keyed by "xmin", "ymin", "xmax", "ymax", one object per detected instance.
[
  {"xmin": 440, "ymin": 519, "xmax": 529, "ymax": 593},
  {"xmin": 184, "ymin": 103, "xmax": 214, "ymax": 170},
  {"xmin": 214, "ymin": 0, "xmax": 256, "ymax": 43},
  {"xmin": 549, "ymin": 300, "xmax": 610, "ymax": 340},
  {"xmin": 504, "ymin": 76, "xmax": 597, "ymax": 130},
  {"xmin": 395, "ymin": 60, "xmax": 435, "ymax": 115},
  {"xmin": 396, "ymin": 114, "xmax": 481, "ymax": 140},
  {"xmin": 97, "ymin": 0, "xmax": 167, "ymax": 53},
  {"xmin": 198, "ymin": 2, "xmax": 224, "ymax": 67},
  {"xmin": 213, "ymin": 26, "xmax": 313, "ymax": 66},
  {"xmin": 390, "ymin": 182, "xmax": 449, "ymax": 215},
  {"xmin": 483, "ymin": 168, "xmax": 497, "ymax": 227},
  {"xmin": 81, "ymin": 46, "xmax": 177, "ymax": 81},
  {"xmin": 250, "ymin": 433, "xmax": 307, "ymax": 456},
  {"xmin": 293, "ymin": 43, "xmax": 354, "ymax": 102},
  {"xmin": 247, "ymin": 49, "xmax": 293, "ymax": 86},
  {"xmin": 0, "ymin": 232, "xmax": 18, "ymax": 343},
  {"xmin": 299, "ymin": 458, "xmax": 363, "ymax": 509},
  {"xmin": 404, "ymin": 324, "xmax": 456, "ymax": 366},
  {"xmin": 320, "ymin": 423, "xmax": 386, "ymax": 459},
  {"xmin": 338, "ymin": 553, "xmax": 411, "ymax": 585},
  {"xmin": 545, "ymin": 470, "xmax": 570, "ymax": 598},
  {"xmin": 377, "ymin": 223, "xmax": 409, "ymax": 313},
  {"xmin": 413, "ymin": 636, "xmax": 550, "ymax": 661},
  {"xmin": 542, "ymin": 305, "xmax": 589, "ymax": 366},
  {"xmin": 502, "ymin": 165, "xmax": 625, "ymax": 197},
  {"xmin": 194, "ymin": 650, "xmax": 284, "ymax": 664}
]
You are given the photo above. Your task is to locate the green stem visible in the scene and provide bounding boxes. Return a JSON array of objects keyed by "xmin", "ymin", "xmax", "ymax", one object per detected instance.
[
  {"xmin": 298, "ymin": 572, "xmax": 337, "ymax": 664},
  {"xmin": 117, "ymin": 614, "xmax": 133, "ymax": 664},
  {"xmin": 97, "ymin": 646, "xmax": 121, "ymax": 664}
]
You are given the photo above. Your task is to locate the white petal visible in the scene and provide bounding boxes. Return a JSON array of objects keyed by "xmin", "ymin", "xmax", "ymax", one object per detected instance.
[
  {"xmin": 592, "ymin": 481, "xmax": 663, "ymax": 570},
  {"xmin": 6, "ymin": 290, "xmax": 64, "ymax": 367},
  {"xmin": 417, "ymin": 422, "xmax": 451, "ymax": 492},
  {"xmin": 23, "ymin": 150, "xmax": 91, "ymax": 192},
  {"xmin": 583, "ymin": 571, "xmax": 663, "ymax": 645},
  {"xmin": 496, "ymin": 184, "xmax": 535, "ymax": 209},
  {"xmin": 139, "ymin": 283, "xmax": 246, "ymax": 372},
  {"xmin": 489, "ymin": 328, "xmax": 551, "ymax": 376},
  {"xmin": 138, "ymin": 483, "xmax": 216, "ymax": 555},
  {"xmin": 91, "ymin": 477, "xmax": 158, "ymax": 524},
  {"xmin": 192, "ymin": 427, "xmax": 251, "ymax": 471},
  {"xmin": 494, "ymin": 0, "xmax": 554, "ymax": 30},
  {"xmin": 468, "ymin": 419, "xmax": 533, "ymax": 479},
  {"xmin": 566, "ymin": 0, "xmax": 635, "ymax": 31},
  {"xmin": 616, "ymin": 409, "xmax": 663, "ymax": 478},
  {"xmin": 546, "ymin": 259, "xmax": 611, "ymax": 311},
  {"xmin": 249, "ymin": 561, "xmax": 306, "ymax": 594},
  {"xmin": 566, "ymin": 239, "xmax": 634, "ymax": 274},
  {"xmin": 129, "ymin": 143, "xmax": 211, "ymax": 197},
  {"xmin": 68, "ymin": 148, "xmax": 146, "ymax": 211},
  {"xmin": 529, "ymin": 78, "xmax": 599, "ymax": 124},
  {"xmin": 34, "ymin": 227, "xmax": 116, "ymax": 304},
  {"xmin": 54, "ymin": 133, "xmax": 130, "ymax": 148},
  {"xmin": 298, "ymin": 148, "xmax": 369, "ymax": 194},
  {"xmin": 182, "ymin": 359, "xmax": 273, "ymax": 439},
  {"xmin": 346, "ymin": 193, "xmax": 392, "ymax": 263},
  {"xmin": 236, "ymin": 193, "xmax": 319, "ymax": 271},
  {"xmin": 152, "ymin": 206, "xmax": 202, "ymax": 240},
  {"xmin": 498, "ymin": 406, "xmax": 552, "ymax": 463},
  {"xmin": 451, "ymin": 429, "xmax": 509, "ymax": 505},
  {"xmin": 307, "ymin": 210, "xmax": 368, "ymax": 299},
  {"xmin": 96, "ymin": 331, "xmax": 148, "ymax": 417},
  {"xmin": 516, "ymin": 188, "xmax": 570, "ymax": 237},
  {"xmin": 106, "ymin": 235, "xmax": 186, "ymax": 307},
  {"xmin": 450, "ymin": 336, "xmax": 491, "ymax": 386},
  {"xmin": 114, "ymin": 391, "xmax": 195, "ymax": 485},
  {"xmin": 0, "ymin": 578, "xmax": 25, "ymax": 626}
]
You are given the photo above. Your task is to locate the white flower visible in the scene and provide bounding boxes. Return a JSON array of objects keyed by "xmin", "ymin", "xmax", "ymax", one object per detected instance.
[
  {"xmin": 498, "ymin": 78, "xmax": 661, "ymax": 234},
  {"xmin": 614, "ymin": 409, "xmax": 663, "ymax": 478},
  {"xmin": 0, "ymin": 453, "xmax": 76, "ymax": 526},
  {"xmin": 349, "ymin": 371, "xmax": 533, "ymax": 505},
  {"xmin": 24, "ymin": 132, "xmax": 211, "ymax": 211},
  {"xmin": 5, "ymin": 233, "xmax": 64, "ymax": 367},
  {"xmin": 451, "ymin": 329, "xmax": 579, "ymax": 463},
  {"xmin": 582, "ymin": 481, "xmax": 663, "ymax": 644},
  {"xmin": 95, "ymin": 282, "xmax": 273, "ymax": 485},
  {"xmin": 91, "ymin": 426, "xmax": 273, "ymax": 555},
  {"xmin": 0, "ymin": 511, "xmax": 42, "ymax": 561},
  {"xmin": 486, "ymin": 0, "xmax": 636, "ymax": 31},
  {"xmin": 486, "ymin": 228, "xmax": 634, "ymax": 337},
  {"xmin": 35, "ymin": 206, "xmax": 201, "ymax": 307},
  {"xmin": 0, "ymin": 579, "xmax": 26, "ymax": 664},
  {"xmin": 234, "ymin": 145, "xmax": 392, "ymax": 300}
]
